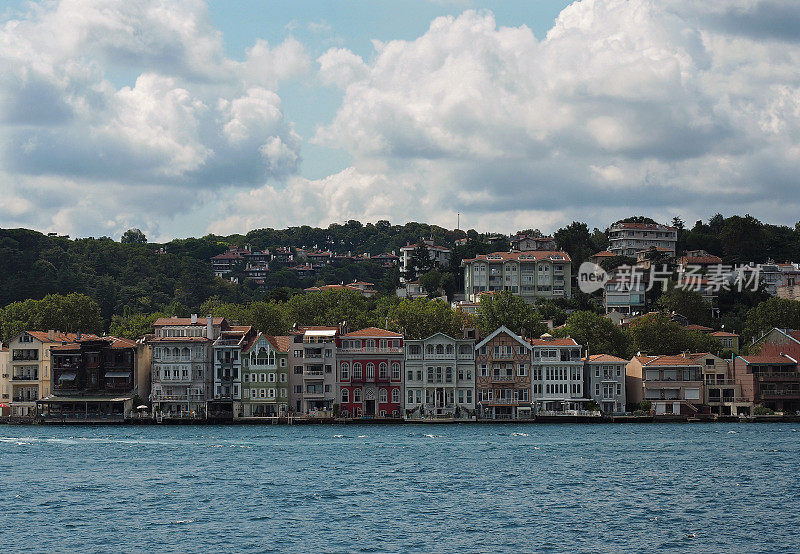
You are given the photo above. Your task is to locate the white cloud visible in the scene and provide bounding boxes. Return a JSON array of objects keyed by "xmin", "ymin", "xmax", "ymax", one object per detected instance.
[
  {"xmin": 0, "ymin": 0, "xmax": 309, "ymax": 238},
  {"xmin": 303, "ymin": 2, "xmax": 800, "ymax": 234}
]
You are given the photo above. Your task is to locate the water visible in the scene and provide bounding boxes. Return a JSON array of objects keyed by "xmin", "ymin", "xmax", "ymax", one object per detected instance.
[{"xmin": 1, "ymin": 423, "xmax": 798, "ymax": 553}]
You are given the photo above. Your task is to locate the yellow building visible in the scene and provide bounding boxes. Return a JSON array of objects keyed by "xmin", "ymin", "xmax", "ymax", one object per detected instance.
[{"xmin": 7, "ymin": 331, "xmax": 100, "ymax": 417}]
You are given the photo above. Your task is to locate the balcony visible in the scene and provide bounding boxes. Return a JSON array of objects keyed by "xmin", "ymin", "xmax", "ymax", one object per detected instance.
[
  {"xmin": 483, "ymin": 398, "xmax": 517, "ymax": 405},
  {"xmin": 756, "ymin": 372, "xmax": 800, "ymax": 381},
  {"xmin": 338, "ymin": 347, "xmax": 403, "ymax": 354},
  {"xmin": 12, "ymin": 353, "xmax": 38, "ymax": 361},
  {"xmin": 12, "ymin": 375, "xmax": 38, "ymax": 381},
  {"xmin": 491, "ymin": 375, "xmax": 516, "ymax": 382},
  {"xmin": 152, "ymin": 393, "xmax": 206, "ymax": 402},
  {"xmin": 303, "ymin": 369, "xmax": 325, "ymax": 378},
  {"xmin": 759, "ymin": 390, "xmax": 800, "ymax": 399}
]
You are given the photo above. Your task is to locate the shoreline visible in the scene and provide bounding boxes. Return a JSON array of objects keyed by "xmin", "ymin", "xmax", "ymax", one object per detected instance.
[{"xmin": 3, "ymin": 415, "xmax": 799, "ymax": 425}]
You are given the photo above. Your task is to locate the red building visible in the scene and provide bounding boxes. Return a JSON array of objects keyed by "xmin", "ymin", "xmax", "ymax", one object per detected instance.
[
  {"xmin": 733, "ymin": 328, "xmax": 800, "ymax": 413},
  {"xmin": 337, "ymin": 327, "xmax": 404, "ymax": 418}
]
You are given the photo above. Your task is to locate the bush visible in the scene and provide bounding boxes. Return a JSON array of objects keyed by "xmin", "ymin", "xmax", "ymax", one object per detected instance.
[
  {"xmin": 638, "ymin": 400, "xmax": 652, "ymax": 412},
  {"xmin": 753, "ymin": 406, "xmax": 774, "ymax": 415}
]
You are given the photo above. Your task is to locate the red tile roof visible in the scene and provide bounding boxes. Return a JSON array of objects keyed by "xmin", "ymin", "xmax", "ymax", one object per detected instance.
[
  {"xmin": 586, "ymin": 354, "xmax": 628, "ymax": 363},
  {"xmin": 591, "ymin": 250, "xmax": 616, "ymax": 258},
  {"xmin": 148, "ymin": 336, "xmax": 212, "ymax": 343},
  {"xmin": 340, "ymin": 327, "xmax": 403, "ymax": 338},
  {"xmin": 684, "ymin": 324, "xmax": 713, "ymax": 332},
  {"xmin": 463, "ymin": 251, "xmax": 571, "ymax": 263},
  {"xmin": 680, "ymin": 255, "xmax": 723, "ymax": 265},
  {"xmin": 640, "ymin": 355, "xmax": 704, "ymax": 366},
  {"xmin": 710, "ymin": 331, "xmax": 739, "ymax": 337},
  {"xmin": 26, "ymin": 331, "xmax": 101, "ymax": 343},
  {"xmin": 739, "ymin": 355, "xmax": 796, "ymax": 365}
]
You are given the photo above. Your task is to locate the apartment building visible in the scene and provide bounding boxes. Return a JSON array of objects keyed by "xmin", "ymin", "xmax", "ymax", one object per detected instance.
[
  {"xmin": 404, "ymin": 333, "xmax": 475, "ymax": 419},
  {"xmin": 462, "ymin": 251, "xmax": 572, "ymax": 303},
  {"xmin": 400, "ymin": 239, "xmax": 451, "ymax": 281},
  {"xmin": 732, "ymin": 328, "xmax": 800, "ymax": 413},
  {"xmin": 626, "ymin": 354, "xmax": 704, "ymax": 415},
  {"xmin": 211, "ymin": 245, "xmax": 270, "ymax": 282},
  {"xmin": 149, "ymin": 315, "xmax": 228, "ymax": 419},
  {"xmin": 584, "ymin": 354, "xmax": 627, "ymax": 413},
  {"xmin": 38, "ymin": 336, "xmax": 149, "ymax": 421},
  {"xmin": 6, "ymin": 331, "xmax": 101, "ymax": 418},
  {"xmin": 699, "ymin": 352, "xmax": 751, "ymax": 416},
  {"xmin": 475, "ymin": 327, "xmax": 533, "ymax": 420},
  {"xmin": 288, "ymin": 326, "xmax": 339, "ymax": 416},
  {"xmin": 337, "ymin": 328, "xmax": 404, "ymax": 418},
  {"xmin": 529, "ymin": 335, "xmax": 585, "ymax": 413},
  {"xmin": 208, "ymin": 326, "xmax": 255, "ymax": 419},
  {"xmin": 608, "ymin": 222, "xmax": 677, "ymax": 258},
  {"xmin": 510, "ymin": 234, "xmax": 557, "ymax": 251}
]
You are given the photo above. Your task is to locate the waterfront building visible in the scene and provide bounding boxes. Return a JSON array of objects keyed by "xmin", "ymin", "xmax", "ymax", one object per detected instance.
[
  {"xmin": 584, "ymin": 354, "xmax": 627, "ymax": 413},
  {"xmin": 732, "ymin": 328, "xmax": 800, "ymax": 413},
  {"xmin": 608, "ymin": 222, "xmax": 677, "ymax": 258},
  {"xmin": 699, "ymin": 352, "xmax": 751, "ymax": 416},
  {"xmin": 462, "ymin": 251, "xmax": 572, "ymax": 303},
  {"xmin": 6, "ymin": 331, "xmax": 100, "ymax": 418},
  {"xmin": 149, "ymin": 315, "xmax": 228, "ymax": 419},
  {"xmin": 529, "ymin": 335, "xmax": 585, "ymax": 413},
  {"xmin": 208, "ymin": 326, "xmax": 255, "ymax": 419},
  {"xmin": 475, "ymin": 326, "xmax": 533, "ymax": 420},
  {"xmin": 337, "ymin": 328, "xmax": 404, "ymax": 418},
  {"xmin": 404, "ymin": 333, "xmax": 475, "ymax": 419},
  {"xmin": 37, "ymin": 336, "xmax": 149, "ymax": 420},
  {"xmin": 241, "ymin": 334, "xmax": 290, "ymax": 418},
  {"xmin": 289, "ymin": 326, "xmax": 339, "ymax": 416},
  {"xmin": 626, "ymin": 354, "xmax": 704, "ymax": 415}
]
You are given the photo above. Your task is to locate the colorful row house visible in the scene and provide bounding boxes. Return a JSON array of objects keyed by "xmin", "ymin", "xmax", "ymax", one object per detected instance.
[{"xmin": 337, "ymin": 328, "xmax": 404, "ymax": 418}]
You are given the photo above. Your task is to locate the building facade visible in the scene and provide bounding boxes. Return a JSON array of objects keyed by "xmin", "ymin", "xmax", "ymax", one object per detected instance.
[
  {"xmin": 462, "ymin": 251, "xmax": 572, "ymax": 303},
  {"xmin": 337, "ymin": 328, "xmax": 404, "ymax": 418},
  {"xmin": 400, "ymin": 239, "xmax": 451, "ymax": 281},
  {"xmin": 608, "ymin": 222, "xmax": 677, "ymax": 258},
  {"xmin": 626, "ymin": 355, "xmax": 704, "ymax": 415},
  {"xmin": 6, "ymin": 331, "xmax": 101, "ymax": 418},
  {"xmin": 475, "ymin": 327, "xmax": 533, "ymax": 419},
  {"xmin": 209, "ymin": 326, "xmax": 255, "ymax": 419},
  {"xmin": 149, "ymin": 315, "xmax": 228, "ymax": 419},
  {"xmin": 241, "ymin": 334, "xmax": 290, "ymax": 418},
  {"xmin": 585, "ymin": 354, "xmax": 627, "ymax": 413},
  {"xmin": 404, "ymin": 333, "xmax": 475, "ymax": 419},
  {"xmin": 732, "ymin": 328, "xmax": 800, "ymax": 413},
  {"xmin": 289, "ymin": 327, "xmax": 339, "ymax": 416},
  {"xmin": 529, "ymin": 336, "xmax": 585, "ymax": 413},
  {"xmin": 38, "ymin": 336, "xmax": 148, "ymax": 420}
]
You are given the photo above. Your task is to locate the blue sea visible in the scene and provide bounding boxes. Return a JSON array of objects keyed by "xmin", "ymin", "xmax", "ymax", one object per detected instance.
[{"xmin": 1, "ymin": 423, "xmax": 798, "ymax": 552}]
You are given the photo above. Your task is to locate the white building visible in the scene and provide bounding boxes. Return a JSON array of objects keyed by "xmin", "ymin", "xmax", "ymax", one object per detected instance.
[
  {"xmin": 608, "ymin": 222, "xmax": 677, "ymax": 258},
  {"xmin": 585, "ymin": 354, "xmax": 627, "ymax": 413},
  {"xmin": 289, "ymin": 326, "xmax": 339, "ymax": 415},
  {"xmin": 404, "ymin": 333, "xmax": 475, "ymax": 419},
  {"xmin": 529, "ymin": 335, "xmax": 586, "ymax": 413},
  {"xmin": 149, "ymin": 315, "xmax": 227, "ymax": 419},
  {"xmin": 210, "ymin": 325, "xmax": 254, "ymax": 418},
  {"xmin": 400, "ymin": 239, "xmax": 451, "ymax": 281},
  {"xmin": 462, "ymin": 251, "xmax": 572, "ymax": 303}
]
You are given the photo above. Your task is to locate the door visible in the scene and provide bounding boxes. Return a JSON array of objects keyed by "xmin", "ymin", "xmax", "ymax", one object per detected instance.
[{"xmin": 365, "ymin": 400, "xmax": 375, "ymax": 416}]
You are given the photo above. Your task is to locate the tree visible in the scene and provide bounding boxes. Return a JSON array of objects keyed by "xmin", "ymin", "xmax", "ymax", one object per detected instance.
[
  {"xmin": 379, "ymin": 298, "xmax": 471, "ymax": 339},
  {"xmin": 0, "ymin": 293, "xmax": 103, "ymax": 342},
  {"xmin": 109, "ymin": 310, "xmax": 164, "ymax": 340},
  {"xmin": 419, "ymin": 269, "xmax": 443, "ymax": 296},
  {"xmin": 476, "ymin": 291, "xmax": 546, "ymax": 338},
  {"xmin": 657, "ymin": 286, "xmax": 711, "ymax": 326},
  {"xmin": 742, "ymin": 298, "xmax": 800, "ymax": 344},
  {"xmin": 553, "ymin": 311, "xmax": 631, "ymax": 359},
  {"xmin": 407, "ymin": 245, "xmax": 434, "ymax": 281},
  {"xmin": 628, "ymin": 313, "xmax": 719, "ymax": 355},
  {"xmin": 554, "ymin": 222, "xmax": 593, "ymax": 267},
  {"xmin": 121, "ymin": 228, "xmax": 148, "ymax": 244}
]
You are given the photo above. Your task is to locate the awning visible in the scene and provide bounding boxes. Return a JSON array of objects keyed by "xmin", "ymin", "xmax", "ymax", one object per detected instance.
[
  {"xmin": 105, "ymin": 371, "xmax": 131, "ymax": 378},
  {"xmin": 58, "ymin": 373, "xmax": 77, "ymax": 381},
  {"xmin": 305, "ymin": 330, "xmax": 336, "ymax": 337}
]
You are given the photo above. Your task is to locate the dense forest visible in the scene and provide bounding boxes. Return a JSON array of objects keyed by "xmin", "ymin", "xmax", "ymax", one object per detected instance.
[{"xmin": 2, "ymin": 213, "xmax": 800, "ymax": 352}]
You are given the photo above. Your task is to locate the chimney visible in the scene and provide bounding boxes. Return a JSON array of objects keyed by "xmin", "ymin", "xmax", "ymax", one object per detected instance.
[
  {"xmin": 207, "ymin": 315, "xmax": 214, "ymax": 340},
  {"xmin": 191, "ymin": 314, "xmax": 198, "ymax": 324},
  {"xmin": 48, "ymin": 329, "xmax": 55, "ymax": 341}
]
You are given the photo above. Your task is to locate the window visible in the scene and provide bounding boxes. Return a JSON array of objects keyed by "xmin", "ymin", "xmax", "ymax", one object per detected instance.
[
  {"xmin": 268, "ymin": 372, "xmax": 276, "ymax": 383},
  {"xmin": 518, "ymin": 364, "xmax": 527, "ymax": 376},
  {"xmin": 367, "ymin": 363, "xmax": 375, "ymax": 379},
  {"xmin": 294, "ymin": 366, "xmax": 302, "ymax": 374},
  {"xmin": 392, "ymin": 389, "xmax": 400, "ymax": 403},
  {"xmin": 294, "ymin": 350, "xmax": 302, "ymax": 358},
  {"xmin": 341, "ymin": 363, "xmax": 349, "ymax": 380},
  {"xmin": 595, "ymin": 383, "xmax": 600, "ymax": 395},
  {"xmin": 445, "ymin": 367, "xmax": 453, "ymax": 383},
  {"xmin": 392, "ymin": 363, "xmax": 400, "ymax": 380},
  {"xmin": 353, "ymin": 363, "xmax": 362, "ymax": 379},
  {"xmin": 408, "ymin": 389, "xmax": 415, "ymax": 404},
  {"xmin": 379, "ymin": 389, "xmax": 388, "ymax": 403},
  {"xmin": 353, "ymin": 388, "xmax": 362, "ymax": 402},
  {"xmin": 379, "ymin": 362, "xmax": 388, "ymax": 379},
  {"xmin": 342, "ymin": 389, "xmax": 349, "ymax": 403},
  {"xmin": 480, "ymin": 364, "xmax": 489, "ymax": 377}
]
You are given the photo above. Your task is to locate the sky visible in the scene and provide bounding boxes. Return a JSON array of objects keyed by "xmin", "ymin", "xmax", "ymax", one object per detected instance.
[{"xmin": 1, "ymin": 0, "xmax": 799, "ymax": 241}]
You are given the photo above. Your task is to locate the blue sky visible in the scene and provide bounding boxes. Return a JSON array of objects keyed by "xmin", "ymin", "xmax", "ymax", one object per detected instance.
[
  {"xmin": 203, "ymin": 0, "xmax": 573, "ymax": 180},
  {"xmin": 1, "ymin": 0, "xmax": 799, "ymax": 240}
]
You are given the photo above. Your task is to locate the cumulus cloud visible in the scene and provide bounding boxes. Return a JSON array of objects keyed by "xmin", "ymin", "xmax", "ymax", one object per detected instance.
[
  {"xmin": 0, "ymin": 0, "xmax": 308, "ymax": 238},
  {"xmin": 302, "ymin": 1, "xmax": 800, "ymax": 233}
]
